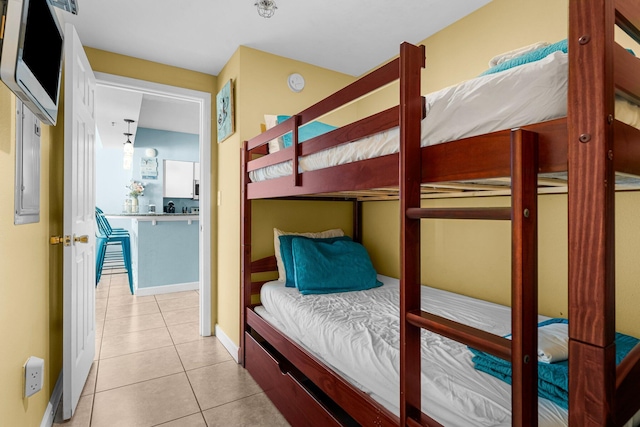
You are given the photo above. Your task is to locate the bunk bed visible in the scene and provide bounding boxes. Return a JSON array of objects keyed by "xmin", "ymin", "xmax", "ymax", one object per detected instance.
[{"xmin": 240, "ymin": 1, "xmax": 640, "ymax": 425}]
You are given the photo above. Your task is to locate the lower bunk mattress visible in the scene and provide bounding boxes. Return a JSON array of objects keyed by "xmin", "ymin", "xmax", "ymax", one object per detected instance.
[{"xmin": 254, "ymin": 275, "xmax": 640, "ymax": 427}]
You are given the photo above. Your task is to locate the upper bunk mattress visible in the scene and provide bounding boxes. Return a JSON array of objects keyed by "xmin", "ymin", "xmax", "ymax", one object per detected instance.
[
  {"xmin": 249, "ymin": 51, "xmax": 640, "ymax": 183},
  {"xmin": 254, "ymin": 275, "xmax": 640, "ymax": 427}
]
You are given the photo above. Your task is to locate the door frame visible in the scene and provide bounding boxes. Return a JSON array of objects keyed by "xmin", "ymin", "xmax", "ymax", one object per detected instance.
[{"xmin": 94, "ymin": 72, "xmax": 212, "ymax": 335}]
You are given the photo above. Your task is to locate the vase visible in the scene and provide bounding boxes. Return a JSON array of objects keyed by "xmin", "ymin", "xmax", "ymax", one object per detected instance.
[{"xmin": 131, "ymin": 197, "xmax": 139, "ymax": 213}]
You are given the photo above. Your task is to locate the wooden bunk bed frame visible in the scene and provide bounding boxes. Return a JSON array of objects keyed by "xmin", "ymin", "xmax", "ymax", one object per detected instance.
[{"xmin": 240, "ymin": 1, "xmax": 640, "ymax": 425}]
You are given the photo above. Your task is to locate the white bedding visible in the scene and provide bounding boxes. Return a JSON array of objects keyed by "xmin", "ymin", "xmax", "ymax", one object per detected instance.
[
  {"xmin": 255, "ymin": 275, "xmax": 640, "ymax": 427},
  {"xmin": 249, "ymin": 51, "xmax": 640, "ymax": 183}
]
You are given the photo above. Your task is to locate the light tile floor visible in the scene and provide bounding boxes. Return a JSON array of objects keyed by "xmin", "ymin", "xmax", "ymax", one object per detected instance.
[{"xmin": 54, "ymin": 273, "xmax": 289, "ymax": 427}]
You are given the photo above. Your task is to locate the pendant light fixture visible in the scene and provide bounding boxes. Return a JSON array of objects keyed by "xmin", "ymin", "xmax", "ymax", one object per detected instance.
[{"xmin": 123, "ymin": 118, "xmax": 135, "ymax": 170}]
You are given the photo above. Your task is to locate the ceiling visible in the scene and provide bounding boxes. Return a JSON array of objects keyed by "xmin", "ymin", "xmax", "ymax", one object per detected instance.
[
  {"xmin": 55, "ymin": 0, "xmax": 491, "ymax": 146},
  {"xmin": 93, "ymin": 85, "xmax": 201, "ymax": 149}
]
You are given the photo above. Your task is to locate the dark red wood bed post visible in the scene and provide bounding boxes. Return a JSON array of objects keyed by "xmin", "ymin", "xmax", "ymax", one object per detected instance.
[
  {"xmin": 240, "ymin": 140, "xmax": 252, "ymax": 366},
  {"xmin": 353, "ymin": 200, "xmax": 362, "ymax": 243},
  {"xmin": 568, "ymin": 0, "xmax": 617, "ymax": 424},
  {"xmin": 292, "ymin": 115, "xmax": 301, "ymax": 187},
  {"xmin": 510, "ymin": 129, "xmax": 539, "ymax": 426},
  {"xmin": 399, "ymin": 41, "xmax": 426, "ymax": 426}
]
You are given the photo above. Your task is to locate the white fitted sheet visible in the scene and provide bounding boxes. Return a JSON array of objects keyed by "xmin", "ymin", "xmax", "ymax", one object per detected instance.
[
  {"xmin": 249, "ymin": 51, "xmax": 640, "ymax": 183},
  {"xmin": 255, "ymin": 275, "xmax": 640, "ymax": 427}
]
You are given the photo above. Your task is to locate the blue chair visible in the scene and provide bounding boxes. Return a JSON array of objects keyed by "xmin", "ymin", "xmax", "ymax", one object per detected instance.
[
  {"xmin": 96, "ymin": 207, "xmax": 128, "ymax": 235},
  {"xmin": 95, "ymin": 208, "xmax": 134, "ymax": 294}
]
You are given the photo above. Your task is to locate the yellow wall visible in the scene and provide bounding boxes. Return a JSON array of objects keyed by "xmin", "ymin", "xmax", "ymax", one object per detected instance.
[
  {"xmin": 85, "ymin": 48, "xmax": 216, "ymax": 93},
  {"xmin": 362, "ymin": 0, "xmax": 640, "ymax": 337},
  {"xmin": 215, "ymin": 46, "xmax": 357, "ymax": 348},
  {"xmin": 215, "ymin": 47, "xmax": 241, "ymax": 348},
  {"xmin": 0, "ymin": 88, "xmax": 59, "ymax": 424}
]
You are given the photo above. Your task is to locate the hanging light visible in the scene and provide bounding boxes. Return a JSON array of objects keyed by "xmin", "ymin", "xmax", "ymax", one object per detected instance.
[
  {"xmin": 123, "ymin": 132, "xmax": 134, "ymax": 154},
  {"xmin": 123, "ymin": 119, "xmax": 135, "ymax": 153},
  {"xmin": 123, "ymin": 119, "xmax": 135, "ymax": 169},
  {"xmin": 255, "ymin": 0, "xmax": 277, "ymax": 18}
]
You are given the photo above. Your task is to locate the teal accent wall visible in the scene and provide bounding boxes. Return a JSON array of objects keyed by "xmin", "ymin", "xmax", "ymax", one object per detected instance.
[{"xmin": 96, "ymin": 127, "xmax": 199, "ymax": 214}]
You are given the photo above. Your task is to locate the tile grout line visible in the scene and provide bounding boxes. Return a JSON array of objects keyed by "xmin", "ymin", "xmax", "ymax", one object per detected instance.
[
  {"xmin": 90, "ymin": 273, "xmax": 114, "ymax": 427},
  {"xmin": 158, "ymin": 293, "xmax": 208, "ymax": 422},
  {"xmin": 86, "ymin": 276, "xmax": 213, "ymax": 426},
  {"xmin": 156, "ymin": 291, "xmax": 210, "ymax": 424}
]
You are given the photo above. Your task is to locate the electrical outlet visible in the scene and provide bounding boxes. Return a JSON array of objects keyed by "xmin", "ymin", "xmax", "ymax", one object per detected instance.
[{"xmin": 24, "ymin": 356, "xmax": 44, "ymax": 398}]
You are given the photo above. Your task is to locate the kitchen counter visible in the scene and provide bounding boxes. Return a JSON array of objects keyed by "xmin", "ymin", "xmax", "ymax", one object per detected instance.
[
  {"xmin": 106, "ymin": 212, "xmax": 198, "ymax": 217},
  {"xmin": 106, "ymin": 213, "xmax": 198, "ymax": 225},
  {"xmin": 103, "ymin": 215, "xmax": 199, "ymax": 294}
]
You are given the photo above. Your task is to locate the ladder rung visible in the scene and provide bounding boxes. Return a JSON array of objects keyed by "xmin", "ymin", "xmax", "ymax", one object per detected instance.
[
  {"xmin": 406, "ymin": 309, "xmax": 512, "ymax": 360},
  {"xmin": 406, "ymin": 207, "xmax": 512, "ymax": 220}
]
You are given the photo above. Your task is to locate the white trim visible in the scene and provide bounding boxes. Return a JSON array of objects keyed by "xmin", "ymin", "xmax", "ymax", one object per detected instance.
[
  {"xmin": 215, "ymin": 324, "xmax": 239, "ymax": 363},
  {"xmin": 94, "ymin": 72, "xmax": 212, "ymax": 337},
  {"xmin": 40, "ymin": 371, "xmax": 63, "ymax": 427},
  {"xmin": 135, "ymin": 281, "xmax": 199, "ymax": 296}
]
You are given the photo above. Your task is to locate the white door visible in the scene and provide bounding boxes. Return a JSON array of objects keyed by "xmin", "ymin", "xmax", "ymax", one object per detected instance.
[{"xmin": 62, "ymin": 23, "xmax": 97, "ymax": 420}]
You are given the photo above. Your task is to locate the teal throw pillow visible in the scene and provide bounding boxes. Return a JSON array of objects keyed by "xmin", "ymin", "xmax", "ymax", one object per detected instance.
[
  {"xmin": 276, "ymin": 115, "xmax": 337, "ymax": 148},
  {"xmin": 291, "ymin": 237, "xmax": 382, "ymax": 295},
  {"xmin": 279, "ymin": 234, "xmax": 352, "ymax": 288}
]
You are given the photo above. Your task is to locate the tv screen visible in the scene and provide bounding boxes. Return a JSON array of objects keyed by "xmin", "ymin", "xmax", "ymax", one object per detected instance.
[
  {"xmin": 22, "ymin": 0, "xmax": 64, "ymax": 103},
  {"xmin": 0, "ymin": 0, "xmax": 64, "ymax": 125}
]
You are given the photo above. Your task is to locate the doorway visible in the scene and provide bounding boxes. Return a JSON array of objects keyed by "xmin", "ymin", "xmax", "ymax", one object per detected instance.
[{"xmin": 94, "ymin": 72, "xmax": 212, "ymax": 336}]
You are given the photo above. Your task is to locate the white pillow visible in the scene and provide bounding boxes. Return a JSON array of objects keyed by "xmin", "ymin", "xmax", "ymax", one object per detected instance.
[
  {"xmin": 488, "ymin": 41, "xmax": 550, "ymax": 67},
  {"xmin": 264, "ymin": 114, "xmax": 284, "ymax": 153},
  {"xmin": 273, "ymin": 227, "xmax": 344, "ymax": 281},
  {"xmin": 505, "ymin": 321, "xmax": 569, "ymax": 363}
]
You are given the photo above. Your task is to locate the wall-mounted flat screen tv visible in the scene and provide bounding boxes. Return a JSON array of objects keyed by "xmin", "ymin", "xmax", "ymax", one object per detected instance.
[{"xmin": 0, "ymin": 0, "xmax": 64, "ymax": 125}]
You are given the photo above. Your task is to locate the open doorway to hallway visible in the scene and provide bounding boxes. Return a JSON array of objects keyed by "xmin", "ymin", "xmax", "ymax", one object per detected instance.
[{"xmin": 92, "ymin": 72, "xmax": 212, "ymax": 336}]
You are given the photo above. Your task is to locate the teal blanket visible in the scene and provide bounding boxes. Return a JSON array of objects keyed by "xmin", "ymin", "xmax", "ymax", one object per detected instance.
[
  {"xmin": 468, "ymin": 318, "xmax": 639, "ymax": 409},
  {"xmin": 480, "ymin": 39, "xmax": 635, "ymax": 76}
]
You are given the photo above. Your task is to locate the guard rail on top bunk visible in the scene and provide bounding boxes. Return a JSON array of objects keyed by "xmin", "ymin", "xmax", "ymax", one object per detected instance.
[
  {"xmin": 398, "ymin": 1, "xmax": 640, "ymax": 426},
  {"xmin": 243, "ymin": 48, "xmax": 427, "ymax": 201}
]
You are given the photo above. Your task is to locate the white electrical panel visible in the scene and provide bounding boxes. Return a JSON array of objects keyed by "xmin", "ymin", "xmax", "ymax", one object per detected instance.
[{"xmin": 14, "ymin": 99, "xmax": 41, "ymax": 225}]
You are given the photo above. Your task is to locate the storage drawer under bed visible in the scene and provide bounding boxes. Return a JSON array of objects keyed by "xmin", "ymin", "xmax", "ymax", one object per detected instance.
[{"xmin": 244, "ymin": 332, "xmax": 358, "ymax": 426}]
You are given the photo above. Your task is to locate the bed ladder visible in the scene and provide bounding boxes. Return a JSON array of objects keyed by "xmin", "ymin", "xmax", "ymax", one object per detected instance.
[{"xmin": 398, "ymin": 72, "xmax": 540, "ymax": 427}]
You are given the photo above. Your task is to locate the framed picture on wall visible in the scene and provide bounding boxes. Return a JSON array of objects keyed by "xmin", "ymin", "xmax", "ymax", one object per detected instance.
[{"xmin": 216, "ymin": 79, "xmax": 234, "ymax": 143}]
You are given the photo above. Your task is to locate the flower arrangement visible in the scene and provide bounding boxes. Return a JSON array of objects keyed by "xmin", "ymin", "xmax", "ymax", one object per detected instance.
[{"xmin": 127, "ymin": 181, "xmax": 145, "ymax": 198}]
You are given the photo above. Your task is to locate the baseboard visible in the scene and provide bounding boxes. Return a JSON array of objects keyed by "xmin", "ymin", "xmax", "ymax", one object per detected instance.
[
  {"xmin": 40, "ymin": 370, "xmax": 63, "ymax": 427},
  {"xmin": 215, "ymin": 324, "xmax": 239, "ymax": 363},
  {"xmin": 135, "ymin": 281, "xmax": 199, "ymax": 296}
]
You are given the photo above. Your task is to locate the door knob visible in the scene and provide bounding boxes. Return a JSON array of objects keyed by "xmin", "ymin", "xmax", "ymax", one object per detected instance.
[
  {"xmin": 50, "ymin": 235, "xmax": 71, "ymax": 246},
  {"xmin": 74, "ymin": 235, "xmax": 89, "ymax": 244}
]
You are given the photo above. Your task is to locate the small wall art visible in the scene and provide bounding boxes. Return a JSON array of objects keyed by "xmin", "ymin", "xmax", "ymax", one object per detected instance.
[
  {"xmin": 216, "ymin": 79, "xmax": 235, "ymax": 143},
  {"xmin": 140, "ymin": 157, "xmax": 158, "ymax": 179}
]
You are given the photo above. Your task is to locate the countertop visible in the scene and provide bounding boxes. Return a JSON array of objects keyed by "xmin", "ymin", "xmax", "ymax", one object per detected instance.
[
  {"xmin": 105, "ymin": 213, "xmax": 199, "ymax": 224},
  {"xmin": 106, "ymin": 213, "xmax": 198, "ymax": 217}
]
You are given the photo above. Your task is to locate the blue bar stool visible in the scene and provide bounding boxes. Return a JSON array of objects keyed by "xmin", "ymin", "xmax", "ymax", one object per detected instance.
[{"xmin": 95, "ymin": 208, "xmax": 134, "ymax": 294}]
